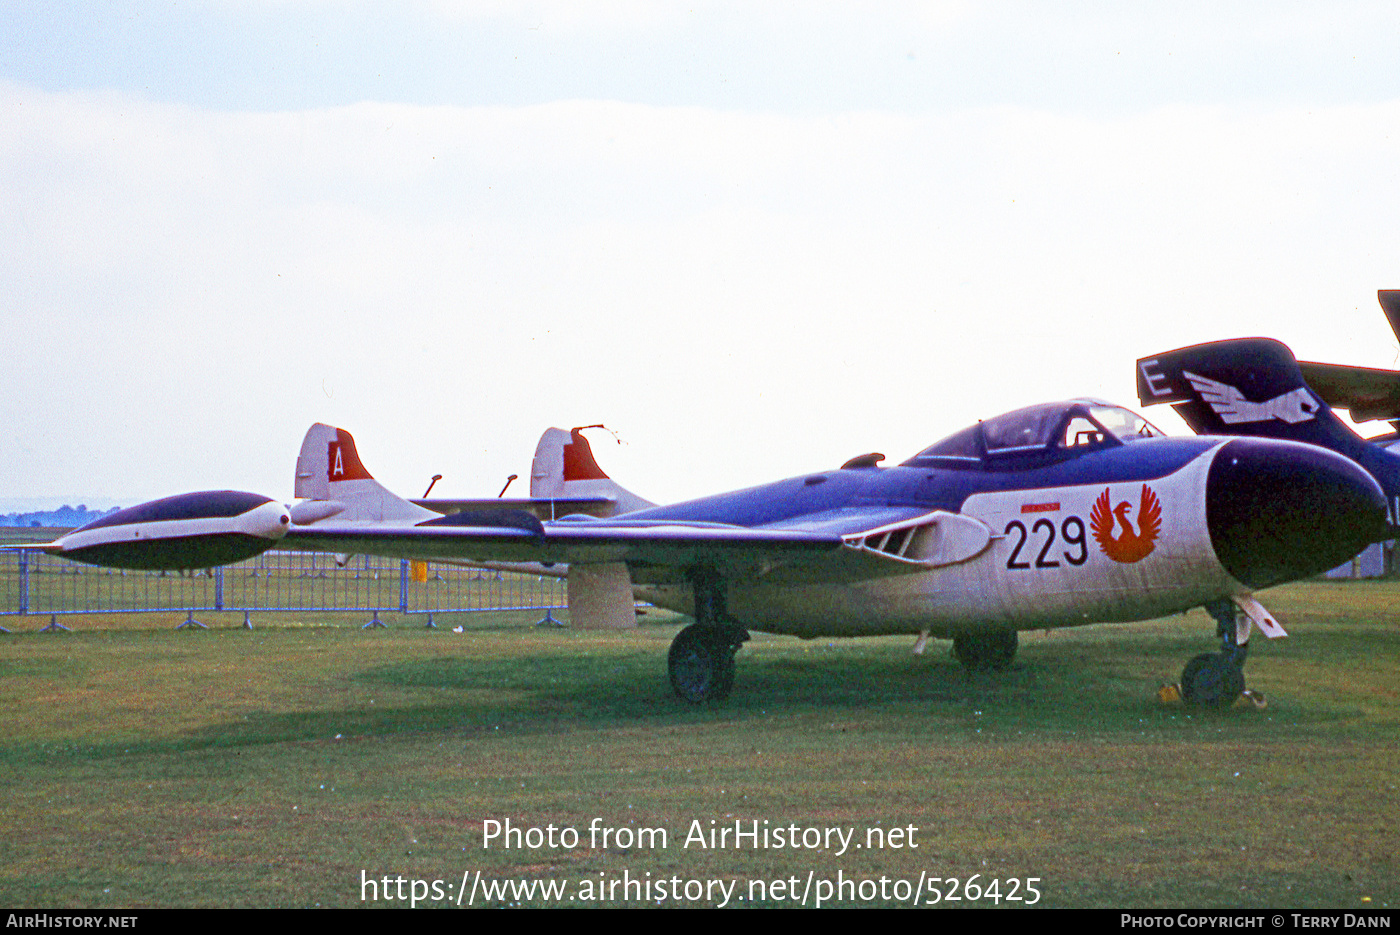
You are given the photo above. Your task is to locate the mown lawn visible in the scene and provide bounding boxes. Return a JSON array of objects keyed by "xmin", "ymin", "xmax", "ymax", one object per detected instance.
[{"xmin": 0, "ymin": 582, "xmax": 1396, "ymax": 908}]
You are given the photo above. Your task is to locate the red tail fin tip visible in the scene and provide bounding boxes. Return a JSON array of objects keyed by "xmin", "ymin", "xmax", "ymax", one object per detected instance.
[
  {"xmin": 326, "ymin": 429, "xmax": 373, "ymax": 482},
  {"xmin": 562, "ymin": 428, "xmax": 610, "ymax": 482}
]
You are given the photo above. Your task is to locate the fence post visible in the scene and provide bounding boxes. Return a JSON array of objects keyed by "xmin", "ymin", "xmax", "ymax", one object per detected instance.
[
  {"xmin": 399, "ymin": 559, "xmax": 409, "ymax": 613},
  {"xmin": 18, "ymin": 548, "xmax": 28, "ymax": 616},
  {"xmin": 215, "ymin": 565, "xmax": 224, "ymax": 611}
]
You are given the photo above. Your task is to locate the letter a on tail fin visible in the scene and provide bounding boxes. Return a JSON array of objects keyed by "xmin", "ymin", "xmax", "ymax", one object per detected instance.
[
  {"xmin": 292, "ymin": 424, "xmax": 436, "ymax": 525},
  {"xmin": 530, "ymin": 426, "xmax": 656, "ymax": 516}
]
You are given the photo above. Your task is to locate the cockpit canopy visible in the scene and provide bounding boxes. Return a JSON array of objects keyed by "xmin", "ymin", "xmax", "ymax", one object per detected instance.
[{"xmin": 903, "ymin": 399, "xmax": 1165, "ymax": 468}]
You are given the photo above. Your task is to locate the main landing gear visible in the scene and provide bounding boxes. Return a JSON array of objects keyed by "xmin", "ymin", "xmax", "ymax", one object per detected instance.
[
  {"xmin": 668, "ymin": 570, "xmax": 749, "ymax": 704},
  {"xmin": 668, "ymin": 623, "xmax": 748, "ymax": 703},
  {"xmin": 1180, "ymin": 598, "xmax": 1248, "ymax": 709},
  {"xmin": 952, "ymin": 628, "xmax": 1018, "ymax": 671}
]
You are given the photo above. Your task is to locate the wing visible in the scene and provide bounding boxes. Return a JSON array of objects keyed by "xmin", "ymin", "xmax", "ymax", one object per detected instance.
[
  {"xmin": 1297, "ymin": 361, "xmax": 1400, "ymax": 423},
  {"xmin": 285, "ymin": 521, "xmax": 838, "ymax": 584},
  {"xmin": 284, "ymin": 506, "xmax": 993, "ymax": 586}
]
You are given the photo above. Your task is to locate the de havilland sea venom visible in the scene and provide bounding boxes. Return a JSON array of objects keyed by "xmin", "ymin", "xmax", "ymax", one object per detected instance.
[{"xmin": 34, "ymin": 401, "xmax": 1390, "ymax": 708}]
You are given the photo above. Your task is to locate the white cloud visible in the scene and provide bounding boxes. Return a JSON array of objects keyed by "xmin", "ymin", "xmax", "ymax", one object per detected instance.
[{"xmin": 4, "ymin": 80, "xmax": 1400, "ymax": 504}]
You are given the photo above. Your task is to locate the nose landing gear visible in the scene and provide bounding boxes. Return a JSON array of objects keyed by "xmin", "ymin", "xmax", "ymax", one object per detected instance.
[{"xmin": 1180, "ymin": 598, "xmax": 1249, "ymax": 708}]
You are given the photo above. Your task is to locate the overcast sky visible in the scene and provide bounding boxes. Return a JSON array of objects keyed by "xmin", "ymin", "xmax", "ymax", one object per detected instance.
[{"xmin": 5, "ymin": 2, "xmax": 1400, "ymax": 510}]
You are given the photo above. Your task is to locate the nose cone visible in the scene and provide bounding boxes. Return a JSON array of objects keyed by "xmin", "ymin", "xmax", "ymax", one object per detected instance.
[{"xmin": 1208, "ymin": 438, "xmax": 1389, "ymax": 589}]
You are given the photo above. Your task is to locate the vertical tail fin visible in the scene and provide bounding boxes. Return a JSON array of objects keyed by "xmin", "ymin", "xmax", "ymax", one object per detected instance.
[
  {"xmin": 530, "ymin": 426, "xmax": 655, "ymax": 515},
  {"xmin": 291, "ymin": 424, "xmax": 435, "ymax": 524}
]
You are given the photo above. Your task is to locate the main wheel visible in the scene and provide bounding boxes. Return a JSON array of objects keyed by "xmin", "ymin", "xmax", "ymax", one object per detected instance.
[
  {"xmin": 952, "ymin": 629, "xmax": 1018, "ymax": 670},
  {"xmin": 1180, "ymin": 652, "xmax": 1244, "ymax": 708},
  {"xmin": 668, "ymin": 624, "xmax": 739, "ymax": 703}
]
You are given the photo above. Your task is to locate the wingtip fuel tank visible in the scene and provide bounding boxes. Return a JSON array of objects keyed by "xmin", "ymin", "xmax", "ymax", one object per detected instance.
[{"xmin": 43, "ymin": 490, "xmax": 290, "ymax": 570}]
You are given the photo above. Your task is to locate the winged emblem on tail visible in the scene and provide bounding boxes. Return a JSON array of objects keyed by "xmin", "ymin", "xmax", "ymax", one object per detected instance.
[
  {"xmin": 1181, "ymin": 371, "xmax": 1319, "ymax": 425},
  {"xmin": 1089, "ymin": 484, "xmax": 1162, "ymax": 563}
]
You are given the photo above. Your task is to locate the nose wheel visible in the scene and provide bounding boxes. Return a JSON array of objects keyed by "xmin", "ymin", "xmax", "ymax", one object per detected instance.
[
  {"xmin": 1181, "ymin": 652, "xmax": 1245, "ymax": 707},
  {"xmin": 1181, "ymin": 599, "xmax": 1248, "ymax": 708}
]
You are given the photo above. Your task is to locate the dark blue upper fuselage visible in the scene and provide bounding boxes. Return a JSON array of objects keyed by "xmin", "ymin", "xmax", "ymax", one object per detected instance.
[
  {"xmin": 608, "ymin": 401, "xmax": 1221, "ymax": 529},
  {"xmin": 594, "ymin": 398, "xmax": 1388, "ymax": 590},
  {"xmin": 616, "ymin": 437, "xmax": 1220, "ymax": 528}
]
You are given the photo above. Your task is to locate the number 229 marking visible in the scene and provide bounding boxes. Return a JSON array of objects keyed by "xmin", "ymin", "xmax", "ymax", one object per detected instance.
[{"xmin": 1004, "ymin": 516, "xmax": 1088, "ymax": 569}]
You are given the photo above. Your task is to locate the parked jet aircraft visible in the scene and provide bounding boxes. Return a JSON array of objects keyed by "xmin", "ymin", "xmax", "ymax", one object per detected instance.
[
  {"xmin": 33, "ymin": 402, "xmax": 1392, "ymax": 707},
  {"xmin": 1135, "ymin": 337, "xmax": 1400, "ymax": 513}
]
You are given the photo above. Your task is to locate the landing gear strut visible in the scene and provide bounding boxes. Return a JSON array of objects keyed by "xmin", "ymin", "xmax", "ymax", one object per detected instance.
[
  {"xmin": 1181, "ymin": 599, "xmax": 1248, "ymax": 708},
  {"xmin": 668, "ymin": 569, "xmax": 749, "ymax": 704},
  {"xmin": 952, "ymin": 628, "xmax": 1018, "ymax": 670}
]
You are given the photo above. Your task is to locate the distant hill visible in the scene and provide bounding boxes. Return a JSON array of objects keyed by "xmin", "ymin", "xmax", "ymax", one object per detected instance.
[{"xmin": 0, "ymin": 505, "xmax": 121, "ymax": 528}]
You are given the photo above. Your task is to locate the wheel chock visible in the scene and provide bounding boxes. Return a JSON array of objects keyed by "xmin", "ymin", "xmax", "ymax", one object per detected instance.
[
  {"xmin": 1157, "ymin": 682, "xmax": 1266, "ymax": 709},
  {"xmin": 1234, "ymin": 689, "xmax": 1267, "ymax": 710}
]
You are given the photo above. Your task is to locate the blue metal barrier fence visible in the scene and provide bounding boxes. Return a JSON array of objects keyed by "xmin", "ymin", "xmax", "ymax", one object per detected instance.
[{"xmin": 0, "ymin": 549, "xmax": 566, "ymax": 621}]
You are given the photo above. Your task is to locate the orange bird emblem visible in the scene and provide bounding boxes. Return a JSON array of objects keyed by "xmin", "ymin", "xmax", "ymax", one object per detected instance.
[{"xmin": 1089, "ymin": 484, "xmax": 1162, "ymax": 563}]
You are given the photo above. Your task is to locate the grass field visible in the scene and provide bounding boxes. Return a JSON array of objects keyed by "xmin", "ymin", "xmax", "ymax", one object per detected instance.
[{"xmin": 0, "ymin": 580, "xmax": 1397, "ymax": 909}]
